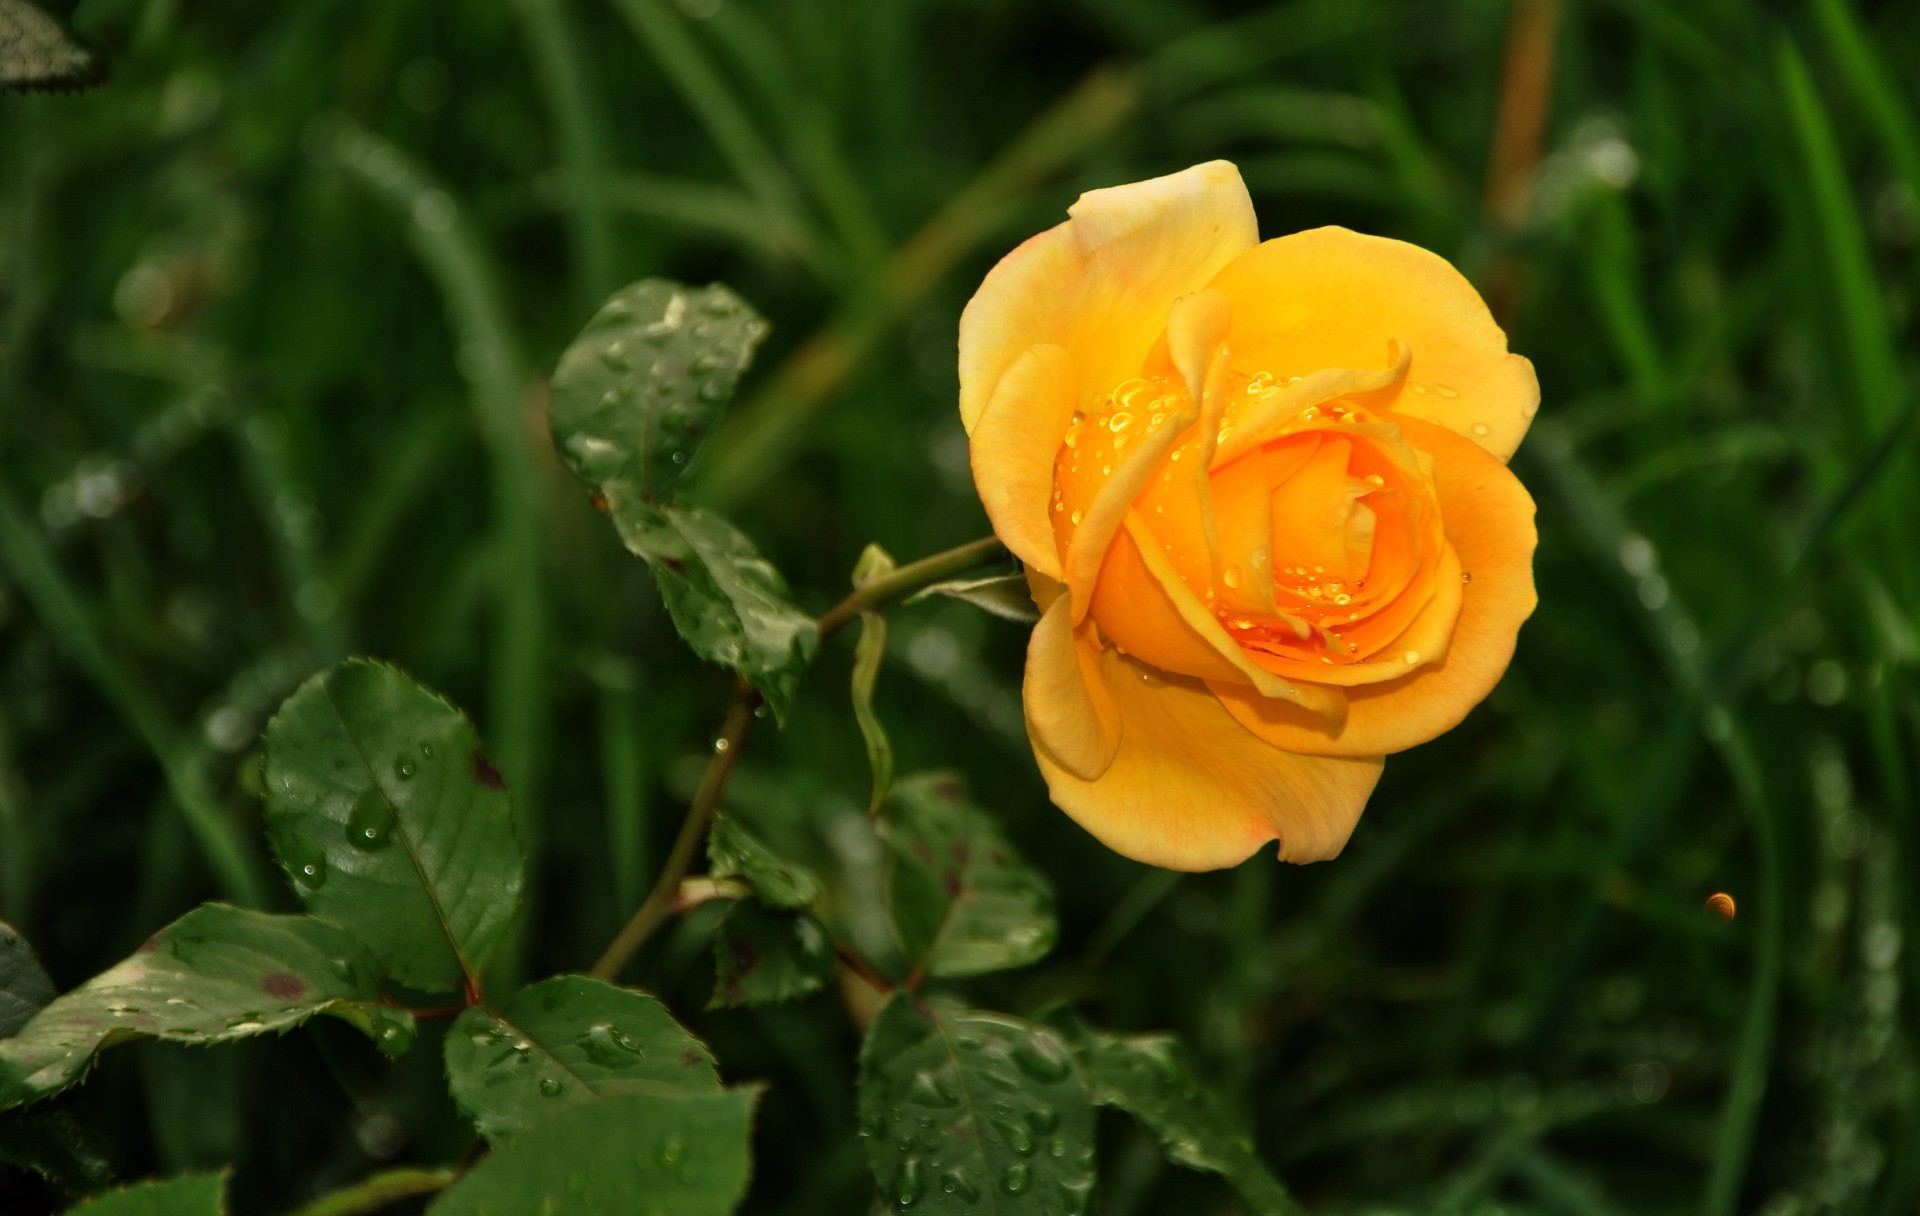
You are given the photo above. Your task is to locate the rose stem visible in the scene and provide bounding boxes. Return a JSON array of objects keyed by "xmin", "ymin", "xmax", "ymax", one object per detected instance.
[{"xmin": 590, "ymin": 534, "xmax": 1009, "ymax": 981}]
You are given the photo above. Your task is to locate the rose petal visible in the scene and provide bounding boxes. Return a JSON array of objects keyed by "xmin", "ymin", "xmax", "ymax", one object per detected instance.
[
  {"xmin": 1208, "ymin": 228, "xmax": 1538, "ymax": 461},
  {"xmin": 1023, "ymin": 595, "xmax": 1121, "ymax": 780},
  {"xmin": 959, "ymin": 162, "xmax": 1258, "ymax": 433},
  {"xmin": 969, "ymin": 344, "xmax": 1078, "ymax": 580},
  {"xmin": 1029, "ymin": 647, "xmax": 1384, "ymax": 870},
  {"xmin": 1210, "ymin": 414, "xmax": 1537, "ymax": 755}
]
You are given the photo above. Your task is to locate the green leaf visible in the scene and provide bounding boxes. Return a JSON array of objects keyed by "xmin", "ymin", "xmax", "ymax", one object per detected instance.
[
  {"xmin": 0, "ymin": 0, "xmax": 103, "ymax": 95},
  {"xmin": 605, "ymin": 500, "xmax": 817, "ymax": 721},
  {"xmin": 1067, "ymin": 1025, "xmax": 1303, "ymax": 1216},
  {"xmin": 857, "ymin": 995, "xmax": 1095, "ymax": 1215},
  {"xmin": 879, "ymin": 773, "xmax": 1056, "ymax": 978},
  {"xmin": 905, "ymin": 572, "xmax": 1039, "ymax": 623},
  {"xmin": 64, "ymin": 1173, "xmax": 225, "ymax": 1215},
  {"xmin": 0, "ymin": 920, "xmax": 54, "ymax": 1038},
  {"xmin": 708, "ymin": 903, "xmax": 832, "ymax": 1009},
  {"xmin": 429, "ymin": 1088, "xmax": 757, "ymax": 1216},
  {"xmin": 708, "ymin": 810, "xmax": 821, "ymax": 910},
  {"xmin": 263, "ymin": 658, "xmax": 524, "ymax": 992},
  {"xmin": 0, "ymin": 906, "xmax": 412, "ymax": 1112},
  {"xmin": 550, "ymin": 279, "xmax": 768, "ymax": 505},
  {"xmin": 444, "ymin": 975, "xmax": 720, "ymax": 1140}
]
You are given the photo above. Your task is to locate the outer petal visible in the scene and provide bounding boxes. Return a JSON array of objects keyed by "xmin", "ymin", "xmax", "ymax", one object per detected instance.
[
  {"xmin": 1031, "ymin": 647, "xmax": 1385, "ymax": 871},
  {"xmin": 1211, "ymin": 414, "xmax": 1537, "ymax": 755},
  {"xmin": 1207, "ymin": 228, "xmax": 1538, "ymax": 461},
  {"xmin": 970, "ymin": 344, "xmax": 1078, "ymax": 580},
  {"xmin": 959, "ymin": 162, "xmax": 1258, "ymax": 433},
  {"xmin": 1024, "ymin": 596, "xmax": 1120, "ymax": 780}
]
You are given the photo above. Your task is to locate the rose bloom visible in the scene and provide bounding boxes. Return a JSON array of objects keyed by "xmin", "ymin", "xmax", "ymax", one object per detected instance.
[{"xmin": 960, "ymin": 161, "xmax": 1538, "ymax": 871}]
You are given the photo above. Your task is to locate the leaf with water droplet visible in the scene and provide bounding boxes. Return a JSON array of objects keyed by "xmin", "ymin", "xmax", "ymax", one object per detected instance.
[
  {"xmin": 0, "ymin": 906, "xmax": 410, "ymax": 1113},
  {"xmin": 599, "ymin": 502, "xmax": 817, "ymax": 723},
  {"xmin": 58, "ymin": 1172, "xmax": 227, "ymax": 1214},
  {"xmin": 708, "ymin": 904, "xmax": 833, "ymax": 1010},
  {"xmin": 857, "ymin": 995, "xmax": 1094, "ymax": 1216},
  {"xmin": 707, "ymin": 810, "xmax": 821, "ymax": 910},
  {"xmin": 1056, "ymin": 1016, "xmax": 1299, "ymax": 1215},
  {"xmin": 550, "ymin": 279, "xmax": 768, "ymax": 506},
  {"xmin": 263, "ymin": 659, "xmax": 524, "ymax": 992},
  {"xmin": 444, "ymin": 975, "xmax": 720, "ymax": 1141},
  {"xmin": 429, "ymin": 1087, "xmax": 756, "ymax": 1216},
  {"xmin": 878, "ymin": 773, "xmax": 1057, "ymax": 978}
]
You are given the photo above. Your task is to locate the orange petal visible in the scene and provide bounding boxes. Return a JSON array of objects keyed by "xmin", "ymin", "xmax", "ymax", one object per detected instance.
[
  {"xmin": 1029, "ymin": 647, "xmax": 1385, "ymax": 870},
  {"xmin": 958, "ymin": 162, "xmax": 1258, "ymax": 433},
  {"xmin": 1023, "ymin": 596, "xmax": 1120, "ymax": 780},
  {"xmin": 1063, "ymin": 408, "xmax": 1192, "ymax": 623},
  {"xmin": 1119, "ymin": 514, "xmax": 1345, "ymax": 724},
  {"xmin": 1208, "ymin": 228, "xmax": 1538, "ymax": 461},
  {"xmin": 1210, "ymin": 341, "xmax": 1411, "ymax": 470},
  {"xmin": 969, "ymin": 344, "xmax": 1078, "ymax": 580},
  {"xmin": 1211, "ymin": 414, "xmax": 1536, "ymax": 755}
]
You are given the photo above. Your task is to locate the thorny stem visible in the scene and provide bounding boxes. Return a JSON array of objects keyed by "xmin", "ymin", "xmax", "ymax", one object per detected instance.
[{"xmin": 589, "ymin": 534, "xmax": 1008, "ymax": 982}]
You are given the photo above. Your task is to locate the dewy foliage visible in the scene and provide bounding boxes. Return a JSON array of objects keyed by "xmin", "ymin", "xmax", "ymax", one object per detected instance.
[
  {"xmin": 550, "ymin": 279, "xmax": 818, "ymax": 721},
  {"xmin": 879, "ymin": 773, "xmax": 1057, "ymax": 978},
  {"xmin": 0, "ymin": 906, "xmax": 413, "ymax": 1111},
  {"xmin": 263, "ymin": 658, "xmax": 525, "ymax": 993},
  {"xmin": 429, "ymin": 1088, "xmax": 758, "ymax": 1216},
  {"xmin": 444, "ymin": 975, "xmax": 722, "ymax": 1140},
  {"xmin": 708, "ymin": 902, "xmax": 833, "ymax": 1009},
  {"xmin": 857, "ymin": 995, "xmax": 1096, "ymax": 1216}
]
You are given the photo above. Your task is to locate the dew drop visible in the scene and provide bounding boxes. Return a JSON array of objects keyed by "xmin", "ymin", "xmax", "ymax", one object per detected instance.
[
  {"xmin": 346, "ymin": 789, "xmax": 394, "ymax": 850},
  {"xmin": 1403, "ymin": 650, "xmax": 1422, "ymax": 665},
  {"xmin": 1471, "ymin": 422, "xmax": 1490, "ymax": 436},
  {"xmin": 419, "ymin": 742, "xmax": 434, "ymax": 759},
  {"xmin": 1012, "ymin": 1042, "xmax": 1071, "ymax": 1083},
  {"xmin": 894, "ymin": 1159, "xmax": 924, "ymax": 1207},
  {"xmin": 1435, "ymin": 384, "xmax": 1461, "ymax": 399},
  {"xmin": 992, "ymin": 1118, "xmax": 1034, "ymax": 1155},
  {"xmin": 539, "ymin": 1077, "xmax": 564, "ymax": 1097},
  {"xmin": 1461, "ymin": 570, "xmax": 1472, "ymax": 584},
  {"xmin": 655, "ymin": 1135, "xmax": 686, "ymax": 1166},
  {"xmin": 1025, "ymin": 1106, "xmax": 1060, "ymax": 1134},
  {"xmin": 1069, "ymin": 509, "xmax": 1083, "ymax": 526},
  {"xmin": 393, "ymin": 758, "xmax": 417, "ymax": 781},
  {"xmin": 1223, "ymin": 565, "xmax": 1243, "ymax": 590},
  {"xmin": 940, "ymin": 1171, "xmax": 979, "ymax": 1201},
  {"xmin": 1002, "ymin": 1163, "xmax": 1031, "ymax": 1195},
  {"xmin": 229, "ymin": 1020, "xmax": 267, "ymax": 1033}
]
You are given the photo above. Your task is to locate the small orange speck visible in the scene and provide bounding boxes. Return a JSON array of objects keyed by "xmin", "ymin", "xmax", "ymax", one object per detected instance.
[{"xmin": 1706, "ymin": 892, "xmax": 1736, "ymax": 920}]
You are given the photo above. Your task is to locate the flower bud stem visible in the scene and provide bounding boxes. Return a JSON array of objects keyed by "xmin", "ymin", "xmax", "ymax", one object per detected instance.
[{"xmin": 591, "ymin": 534, "xmax": 1009, "ymax": 982}]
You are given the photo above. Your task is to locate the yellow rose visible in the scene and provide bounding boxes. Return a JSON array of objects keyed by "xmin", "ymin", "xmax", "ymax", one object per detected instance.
[{"xmin": 960, "ymin": 161, "xmax": 1539, "ymax": 871}]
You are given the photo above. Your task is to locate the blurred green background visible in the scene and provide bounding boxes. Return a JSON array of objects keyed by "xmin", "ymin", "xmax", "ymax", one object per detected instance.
[{"xmin": 3, "ymin": 0, "xmax": 1919, "ymax": 1212}]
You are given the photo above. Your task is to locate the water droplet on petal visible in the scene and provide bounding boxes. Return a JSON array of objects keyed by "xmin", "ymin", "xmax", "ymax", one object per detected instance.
[
  {"xmin": 1403, "ymin": 650, "xmax": 1422, "ymax": 665},
  {"xmin": 1471, "ymin": 421, "xmax": 1490, "ymax": 436}
]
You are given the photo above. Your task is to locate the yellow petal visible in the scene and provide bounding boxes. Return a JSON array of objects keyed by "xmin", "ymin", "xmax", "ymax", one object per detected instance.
[
  {"xmin": 1029, "ymin": 647, "xmax": 1384, "ymax": 870},
  {"xmin": 969, "ymin": 344, "xmax": 1078, "ymax": 580},
  {"xmin": 1023, "ymin": 596, "xmax": 1120, "ymax": 780},
  {"xmin": 1063, "ymin": 407, "xmax": 1192, "ymax": 623},
  {"xmin": 958, "ymin": 162, "xmax": 1258, "ymax": 433},
  {"xmin": 1209, "ymin": 341, "xmax": 1411, "ymax": 470},
  {"xmin": 1208, "ymin": 228, "xmax": 1538, "ymax": 461},
  {"xmin": 1211, "ymin": 414, "xmax": 1537, "ymax": 755}
]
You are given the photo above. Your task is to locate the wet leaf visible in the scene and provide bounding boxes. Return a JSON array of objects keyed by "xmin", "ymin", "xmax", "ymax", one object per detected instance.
[
  {"xmin": 707, "ymin": 810, "xmax": 821, "ymax": 910},
  {"xmin": 0, "ymin": 906, "xmax": 413, "ymax": 1112},
  {"xmin": 263, "ymin": 658, "xmax": 524, "ymax": 992},
  {"xmin": 1065, "ymin": 1021, "xmax": 1300, "ymax": 1215},
  {"xmin": 905, "ymin": 572, "xmax": 1038, "ymax": 622},
  {"xmin": 879, "ymin": 773, "xmax": 1056, "ymax": 978},
  {"xmin": 605, "ymin": 500, "xmax": 817, "ymax": 722},
  {"xmin": 0, "ymin": 920, "xmax": 54, "ymax": 1038},
  {"xmin": 63, "ymin": 1173, "xmax": 225, "ymax": 1215},
  {"xmin": 550, "ymin": 279, "xmax": 768, "ymax": 505},
  {"xmin": 444, "ymin": 975, "xmax": 720, "ymax": 1141},
  {"xmin": 0, "ymin": 0, "xmax": 103, "ymax": 94},
  {"xmin": 708, "ymin": 903, "xmax": 832, "ymax": 1009},
  {"xmin": 428, "ymin": 1087, "xmax": 757, "ymax": 1216},
  {"xmin": 857, "ymin": 995, "xmax": 1095, "ymax": 1215}
]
